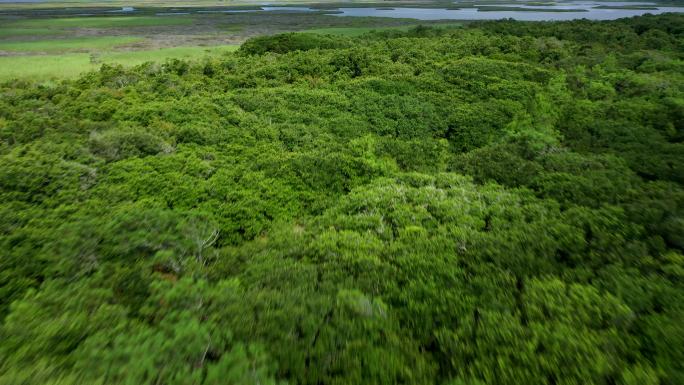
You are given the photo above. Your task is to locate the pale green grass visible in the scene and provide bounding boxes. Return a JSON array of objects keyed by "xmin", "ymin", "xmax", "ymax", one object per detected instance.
[
  {"xmin": 0, "ymin": 53, "xmax": 91, "ymax": 81},
  {"xmin": 7, "ymin": 16, "xmax": 194, "ymax": 29},
  {"xmin": 0, "ymin": 45, "xmax": 239, "ymax": 82},
  {"xmin": 0, "ymin": 0, "xmax": 378, "ymax": 10},
  {"xmin": 0, "ymin": 36, "xmax": 142, "ymax": 52},
  {"xmin": 304, "ymin": 23, "xmax": 462, "ymax": 36},
  {"xmin": 0, "ymin": 27, "xmax": 60, "ymax": 38},
  {"xmin": 100, "ymin": 45, "xmax": 239, "ymax": 66}
]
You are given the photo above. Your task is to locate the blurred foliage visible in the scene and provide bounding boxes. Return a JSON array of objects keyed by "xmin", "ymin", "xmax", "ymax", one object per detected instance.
[{"xmin": 1, "ymin": 13, "xmax": 683, "ymax": 385}]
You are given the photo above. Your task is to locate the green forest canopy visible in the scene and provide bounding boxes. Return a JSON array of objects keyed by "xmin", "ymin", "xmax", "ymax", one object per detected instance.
[{"xmin": 1, "ymin": 13, "xmax": 683, "ymax": 385}]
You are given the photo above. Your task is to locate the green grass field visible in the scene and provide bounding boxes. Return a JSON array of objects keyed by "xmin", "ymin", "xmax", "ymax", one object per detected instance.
[
  {"xmin": 6, "ymin": 16, "xmax": 195, "ymax": 29},
  {"xmin": 0, "ymin": 9, "xmax": 463, "ymax": 83},
  {"xmin": 99, "ymin": 45, "xmax": 239, "ymax": 66},
  {"xmin": 0, "ymin": 0, "xmax": 378, "ymax": 10},
  {"xmin": 0, "ymin": 27, "xmax": 60, "ymax": 38},
  {"xmin": 0, "ymin": 36, "xmax": 143, "ymax": 52},
  {"xmin": 0, "ymin": 45, "xmax": 239, "ymax": 82}
]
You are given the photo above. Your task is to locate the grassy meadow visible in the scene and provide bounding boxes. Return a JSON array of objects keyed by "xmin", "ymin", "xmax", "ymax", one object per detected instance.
[
  {"xmin": 0, "ymin": 9, "xmax": 452, "ymax": 82},
  {"xmin": 0, "ymin": 36, "xmax": 143, "ymax": 52},
  {"xmin": 6, "ymin": 15, "xmax": 195, "ymax": 28},
  {"xmin": 0, "ymin": 27, "xmax": 58, "ymax": 38},
  {"xmin": 0, "ymin": 45, "xmax": 239, "ymax": 81},
  {"xmin": 0, "ymin": 13, "xmax": 228, "ymax": 81}
]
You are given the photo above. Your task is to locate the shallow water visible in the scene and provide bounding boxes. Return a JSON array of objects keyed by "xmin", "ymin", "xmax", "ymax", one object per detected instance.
[
  {"xmin": 221, "ymin": 1, "xmax": 684, "ymax": 21},
  {"xmin": 1, "ymin": 0, "xmax": 682, "ymax": 21},
  {"xmin": 329, "ymin": 2, "xmax": 684, "ymax": 21}
]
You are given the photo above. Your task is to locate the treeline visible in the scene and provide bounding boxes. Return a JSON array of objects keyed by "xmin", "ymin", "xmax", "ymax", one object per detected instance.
[{"xmin": 0, "ymin": 13, "xmax": 683, "ymax": 385}]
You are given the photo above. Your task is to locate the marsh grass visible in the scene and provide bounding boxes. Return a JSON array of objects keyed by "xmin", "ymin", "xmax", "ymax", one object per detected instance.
[
  {"xmin": 0, "ymin": 44, "xmax": 239, "ymax": 81},
  {"xmin": 0, "ymin": 27, "xmax": 60, "ymax": 38},
  {"xmin": 6, "ymin": 16, "xmax": 195, "ymax": 29},
  {"xmin": 0, "ymin": 36, "xmax": 143, "ymax": 52}
]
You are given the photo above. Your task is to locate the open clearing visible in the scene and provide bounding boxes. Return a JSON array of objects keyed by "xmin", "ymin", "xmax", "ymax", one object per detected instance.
[
  {"xmin": 0, "ymin": 45, "xmax": 238, "ymax": 81},
  {"xmin": 6, "ymin": 16, "xmax": 195, "ymax": 29},
  {"xmin": 0, "ymin": 36, "xmax": 143, "ymax": 52},
  {"xmin": 0, "ymin": 27, "xmax": 59, "ymax": 38},
  {"xmin": 0, "ymin": 11, "xmax": 441, "ymax": 82}
]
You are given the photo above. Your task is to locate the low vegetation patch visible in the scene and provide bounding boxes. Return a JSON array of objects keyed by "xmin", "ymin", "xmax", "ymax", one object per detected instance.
[
  {"xmin": 0, "ymin": 45, "xmax": 238, "ymax": 81},
  {"xmin": 6, "ymin": 15, "xmax": 195, "ymax": 29},
  {"xmin": 0, "ymin": 36, "xmax": 143, "ymax": 53}
]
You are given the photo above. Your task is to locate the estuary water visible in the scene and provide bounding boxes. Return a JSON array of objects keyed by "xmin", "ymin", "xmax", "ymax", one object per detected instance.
[
  {"xmin": 324, "ymin": 2, "xmax": 684, "ymax": 21},
  {"xmin": 1, "ymin": 1, "xmax": 682, "ymax": 21},
  {"xmin": 170, "ymin": 1, "xmax": 684, "ymax": 21}
]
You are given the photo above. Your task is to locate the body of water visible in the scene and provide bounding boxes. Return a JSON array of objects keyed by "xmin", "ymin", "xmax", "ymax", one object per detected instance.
[
  {"xmin": 1, "ymin": 1, "xmax": 682, "ymax": 21},
  {"xmin": 231, "ymin": 1, "xmax": 684, "ymax": 21},
  {"xmin": 328, "ymin": 2, "xmax": 683, "ymax": 21}
]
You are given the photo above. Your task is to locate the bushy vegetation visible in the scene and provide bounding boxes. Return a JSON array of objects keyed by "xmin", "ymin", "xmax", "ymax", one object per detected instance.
[{"xmin": 1, "ymin": 13, "xmax": 683, "ymax": 385}]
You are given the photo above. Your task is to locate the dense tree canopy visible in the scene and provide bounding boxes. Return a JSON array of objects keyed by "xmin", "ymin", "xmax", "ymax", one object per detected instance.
[{"xmin": 1, "ymin": 13, "xmax": 683, "ymax": 385}]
